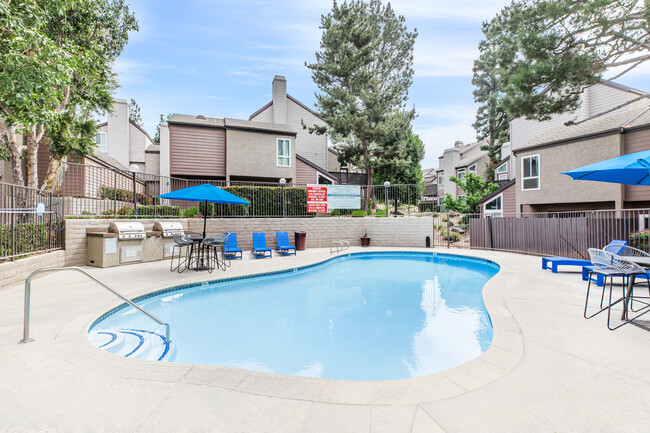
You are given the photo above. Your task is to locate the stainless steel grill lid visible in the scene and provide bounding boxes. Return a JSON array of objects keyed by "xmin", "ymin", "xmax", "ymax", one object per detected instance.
[
  {"xmin": 108, "ymin": 221, "xmax": 146, "ymax": 240},
  {"xmin": 152, "ymin": 221, "xmax": 184, "ymax": 238}
]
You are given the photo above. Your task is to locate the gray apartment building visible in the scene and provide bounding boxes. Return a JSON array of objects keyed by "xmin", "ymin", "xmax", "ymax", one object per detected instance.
[{"xmin": 435, "ymin": 140, "xmax": 491, "ymax": 204}]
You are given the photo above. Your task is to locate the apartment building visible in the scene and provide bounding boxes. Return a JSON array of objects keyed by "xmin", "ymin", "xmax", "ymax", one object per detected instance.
[
  {"xmin": 435, "ymin": 140, "xmax": 490, "ymax": 203},
  {"xmin": 509, "ymin": 82, "xmax": 650, "ymax": 213}
]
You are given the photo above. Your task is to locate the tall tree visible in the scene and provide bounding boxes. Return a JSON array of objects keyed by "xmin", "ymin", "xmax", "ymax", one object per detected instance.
[
  {"xmin": 485, "ymin": 0, "xmax": 650, "ymax": 121},
  {"xmin": 0, "ymin": 0, "xmax": 73, "ymax": 187},
  {"xmin": 443, "ymin": 173, "xmax": 499, "ymax": 214},
  {"xmin": 153, "ymin": 113, "xmax": 171, "ymax": 144},
  {"xmin": 307, "ymin": 0, "xmax": 417, "ymax": 209},
  {"xmin": 129, "ymin": 98, "xmax": 143, "ymax": 126},
  {"xmin": 42, "ymin": 0, "xmax": 138, "ymax": 190},
  {"xmin": 472, "ymin": 30, "xmax": 511, "ymax": 179},
  {"xmin": 373, "ymin": 127, "xmax": 425, "ymax": 185}
]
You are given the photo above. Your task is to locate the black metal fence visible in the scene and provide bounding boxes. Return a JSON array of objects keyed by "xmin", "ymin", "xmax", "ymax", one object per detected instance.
[
  {"xmin": 433, "ymin": 210, "xmax": 650, "ymax": 258},
  {"xmin": 59, "ymin": 162, "xmax": 437, "ymax": 219},
  {"xmin": 0, "ymin": 182, "xmax": 65, "ymax": 261}
]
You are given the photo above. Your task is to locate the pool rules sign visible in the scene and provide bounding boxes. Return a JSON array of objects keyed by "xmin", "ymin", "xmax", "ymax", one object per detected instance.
[
  {"xmin": 307, "ymin": 185, "xmax": 361, "ymax": 213},
  {"xmin": 307, "ymin": 185, "xmax": 328, "ymax": 213}
]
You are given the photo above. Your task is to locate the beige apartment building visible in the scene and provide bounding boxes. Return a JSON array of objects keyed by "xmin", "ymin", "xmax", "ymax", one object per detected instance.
[{"xmin": 435, "ymin": 140, "xmax": 491, "ymax": 204}]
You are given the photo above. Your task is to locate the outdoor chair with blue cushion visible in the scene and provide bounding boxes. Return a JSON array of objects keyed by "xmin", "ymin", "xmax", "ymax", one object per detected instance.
[
  {"xmin": 223, "ymin": 233, "xmax": 243, "ymax": 261},
  {"xmin": 251, "ymin": 232, "xmax": 272, "ymax": 259},
  {"xmin": 275, "ymin": 231, "xmax": 297, "ymax": 256},
  {"xmin": 582, "ymin": 240, "xmax": 629, "ymax": 286}
]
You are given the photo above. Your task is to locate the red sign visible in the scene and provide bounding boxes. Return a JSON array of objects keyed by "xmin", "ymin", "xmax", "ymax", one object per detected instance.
[
  {"xmin": 307, "ymin": 185, "xmax": 328, "ymax": 213},
  {"xmin": 307, "ymin": 202, "xmax": 328, "ymax": 213}
]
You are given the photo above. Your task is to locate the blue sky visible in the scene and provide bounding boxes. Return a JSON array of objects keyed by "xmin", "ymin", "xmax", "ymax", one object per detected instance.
[{"xmin": 113, "ymin": 0, "xmax": 650, "ymax": 169}]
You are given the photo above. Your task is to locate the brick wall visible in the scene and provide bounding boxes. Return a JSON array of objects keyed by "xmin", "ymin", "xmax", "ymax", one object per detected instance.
[{"xmin": 0, "ymin": 250, "xmax": 66, "ymax": 290}]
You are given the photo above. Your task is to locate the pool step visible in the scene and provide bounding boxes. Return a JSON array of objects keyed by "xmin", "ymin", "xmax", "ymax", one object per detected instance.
[{"xmin": 89, "ymin": 328, "xmax": 171, "ymax": 361}]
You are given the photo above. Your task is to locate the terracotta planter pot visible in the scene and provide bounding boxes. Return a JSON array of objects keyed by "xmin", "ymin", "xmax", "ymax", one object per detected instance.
[{"xmin": 360, "ymin": 237, "xmax": 371, "ymax": 247}]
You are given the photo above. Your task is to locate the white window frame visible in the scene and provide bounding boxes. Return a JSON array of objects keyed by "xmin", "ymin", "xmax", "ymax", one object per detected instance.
[
  {"xmin": 483, "ymin": 193, "xmax": 503, "ymax": 217},
  {"xmin": 276, "ymin": 138, "xmax": 291, "ymax": 167},
  {"xmin": 521, "ymin": 154, "xmax": 540, "ymax": 191},
  {"xmin": 468, "ymin": 164, "xmax": 477, "ymax": 173},
  {"xmin": 496, "ymin": 161, "xmax": 508, "ymax": 173},
  {"xmin": 96, "ymin": 132, "xmax": 107, "ymax": 153},
  {"xmin": 438, "ymin": 172, "xmax": 444, "ymax": 188},
  {"xmin": 457, "ymin": 168, "xmax": 466, "ymax": 180},
  {"xmin": 316, "ymin": 171, "xmax": 333, "ymax": 185}
]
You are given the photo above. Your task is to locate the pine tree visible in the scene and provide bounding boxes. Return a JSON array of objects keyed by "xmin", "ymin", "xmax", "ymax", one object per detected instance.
[{"xmin": 129, "ymin": 98, "xmax": 143, "ymax": 126}]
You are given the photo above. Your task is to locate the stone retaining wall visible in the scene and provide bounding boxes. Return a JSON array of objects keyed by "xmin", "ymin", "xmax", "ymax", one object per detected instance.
[{"xmin": 0, "ymin": 250, "xmax": 66, "ymax": 290}]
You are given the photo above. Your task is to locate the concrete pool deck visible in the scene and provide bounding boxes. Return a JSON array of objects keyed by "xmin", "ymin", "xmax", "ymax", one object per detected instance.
[{"xmin": 0, "ymin": 247, "xmax": 648, "ymax": 432}]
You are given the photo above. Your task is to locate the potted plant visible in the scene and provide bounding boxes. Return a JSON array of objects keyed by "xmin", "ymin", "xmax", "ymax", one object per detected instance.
[{"xmin": 360, "ymin": 225, "xmax": 371, "ymax": 247}]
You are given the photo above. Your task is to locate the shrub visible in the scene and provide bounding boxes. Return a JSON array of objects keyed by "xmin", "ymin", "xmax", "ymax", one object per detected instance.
[
  {"xmin": 630, "ymin": 231, "xmax": 649, "ymax": 251},
  {"xmin": 137, "ymin": 205, "xmax": 181, "ymax": 217},
  {"xmin": 183, "ymin": 207, "xmax": 198, "ymax": 217},
  {"xmin": 351, "ymin": 209, "xmax": 367, "ymax": 217},
  {"xmin": 98, "ymin": 186, "xmax": 156, "ymax": 205},
  {"xmin": 375, "ymin": 209, "xmax": 386, "ymax": 217},
  {"xmin": 0, "ymin": 221, "xmax": 61, "ymax": 259},
  {"xmin": 198, "ymin": 202, "xmax": 214, "ymax": 217},
  {"xmin": 440, "ymin": 229, "xmax": 461, "ymax": 242}
]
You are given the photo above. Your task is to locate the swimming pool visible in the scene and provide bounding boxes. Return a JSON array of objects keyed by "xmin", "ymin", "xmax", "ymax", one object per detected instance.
[{"xmin": 89, "ymin": 252, "xmax": 499, "ymax": 381}]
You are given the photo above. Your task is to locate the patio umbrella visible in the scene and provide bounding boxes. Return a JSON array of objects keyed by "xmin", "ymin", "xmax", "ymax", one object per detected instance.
[
  {"xmin": 562, "ymin": 149, "xmax": 650, "ymax": 186},
  {"xmin": 158, "ymin": 183, "xmax": 249, "ymax": 237}
]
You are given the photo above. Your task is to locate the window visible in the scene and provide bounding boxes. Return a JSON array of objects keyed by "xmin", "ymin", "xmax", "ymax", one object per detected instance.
[
  {"xmin": 95, "ymin": 132, "xmax": 107, "ymax": 153},
  {"xmin": 317, "ymin": 173, "xmax": 333, "ymax": 185},
  {"xmin": 457, "ymin": 168, "xmax": 466, "ymax": 180},
  {"xmin": 277, "ymin": 139, "xmax": 291, "ymax": 167},
  {"xmin": 484, "ymin": 193, "xmax": 503, "ymax": 217},
  {"xmin": 521, "ymin": 155, "xmax": 540, "ymax": 190},
  {"xmin": 438, "ymin": 173, "xmax": 444, "ymax": 188},
  {"xmin": 469, "ymin": 164, "xmax": 476, "ymax": 172}
]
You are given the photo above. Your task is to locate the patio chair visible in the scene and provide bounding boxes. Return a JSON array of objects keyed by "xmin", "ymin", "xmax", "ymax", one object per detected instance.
[
  {"xmin": 584, "ymin": 248, "xmax": 650, "ymax": 330},
  {"xmin": 582, "ymin": 240, "xmax": 630, "ymax": 287},
  {"xmin": 203, "ymin": 233, "xmax": 226, "ymax": 272},
  {"xmin": 275, "ymin": 231, "xmax": 296, "ymax": 256},
  {"xmin": 170, "ymin": 233, "xmax": 193, "ymax": 273},
  {"xmin": 251, "ymin": 232, "xmax": 272, "ymax": 259},
  {"xmin": 223, "ymin": 233, "xmax": 243, "ymax": 262}
]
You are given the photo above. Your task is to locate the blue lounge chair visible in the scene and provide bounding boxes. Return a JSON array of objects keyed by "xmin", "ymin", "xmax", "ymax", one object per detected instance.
[
  {"xmin": 252, "ymin": 232, "xmax": 272, "ymax": 259},
  {"xmin": 275, "ymin": 232, "xmax": 297, "ymax": 256},
  {"xmin": 542, "ymin": 257, "xmax": 592, "ymax": 273},
  {"xmin": 223, "ymin": 233, "xmax": 242, "ymax": 260}
]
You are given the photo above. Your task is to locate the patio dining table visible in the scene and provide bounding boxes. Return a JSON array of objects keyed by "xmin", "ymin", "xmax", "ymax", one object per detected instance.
[{"xmin": 620, "ymin": 256, "xmax": 650, "ymax": 321}]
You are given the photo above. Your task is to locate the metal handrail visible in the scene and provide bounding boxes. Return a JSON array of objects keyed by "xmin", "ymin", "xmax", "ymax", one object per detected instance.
[
  {"xmin": 330, "ymin": 240, "xmax": 350, "ymax": 254},
  {"xmin": 20, "ymin": 267, "xmax": 170, "ymax": 344}
]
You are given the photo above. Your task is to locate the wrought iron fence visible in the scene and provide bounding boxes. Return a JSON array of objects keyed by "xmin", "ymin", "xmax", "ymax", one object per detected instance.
[
  {"xmin": 433, "ymin": 209, "xmax": 650, "ymax": 258},
  {"xmin": 0, "ymin": 182, "xmax": 65, "ymax": 261},
  {"xmin": 58, "ymin": 162, "xmax": 438, "ymax": 218}
]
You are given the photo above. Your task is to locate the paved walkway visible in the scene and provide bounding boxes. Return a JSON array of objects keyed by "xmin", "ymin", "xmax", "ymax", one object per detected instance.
[{"xmin": 0, "ymin": 247, "xmax": 648, "ymax": 432}]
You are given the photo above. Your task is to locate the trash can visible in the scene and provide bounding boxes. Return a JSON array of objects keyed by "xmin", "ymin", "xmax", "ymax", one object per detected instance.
[{"xmin": 295, "ymin": 231, "xmax": 307, "ymax": 251}]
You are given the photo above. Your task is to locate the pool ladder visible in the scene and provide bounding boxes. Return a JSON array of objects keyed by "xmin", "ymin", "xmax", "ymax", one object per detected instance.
[
  {"xmin": 330, "ymin": 240, "xmax": 350, "ymax": 254},
  {"xmin": 19, "ymin": 266, "xmax": 171, "ymax": 344}
]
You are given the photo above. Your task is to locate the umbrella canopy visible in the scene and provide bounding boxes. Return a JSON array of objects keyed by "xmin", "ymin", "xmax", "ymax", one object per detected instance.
[
  {"xmin": 158, "ymin": 183, "xmax": 249, "ymax": 205},
  {"xmin": 562, "ymin": 150, "xmax": 650, "ymax": 186},
  {"xmin": 158, "ymin": 183, "xmax": 249, "ymax": 237}
]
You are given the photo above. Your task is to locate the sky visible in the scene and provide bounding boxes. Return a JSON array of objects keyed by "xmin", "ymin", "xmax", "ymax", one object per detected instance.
[{"xmin": 113, "ymin": 0, "xmax": 650, "ymax": 169}]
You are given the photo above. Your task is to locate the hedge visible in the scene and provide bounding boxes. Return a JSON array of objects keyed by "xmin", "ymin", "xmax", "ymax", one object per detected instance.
[
  {"xmin": 0, "ymin": 221, "xmax": 60, "ymax": 258},
  {"xmin": 112, "ymin": 205, "xmax": 182, "ymax": 217},
  {"xmin": 98, "ymin": 186, "xmax": 157, "ymax": 205}
]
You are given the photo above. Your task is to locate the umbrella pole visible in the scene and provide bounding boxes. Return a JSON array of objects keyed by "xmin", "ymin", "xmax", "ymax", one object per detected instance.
[{"xmin": 203, "ymin": 200, "xmax": 208, "ymax": 238}]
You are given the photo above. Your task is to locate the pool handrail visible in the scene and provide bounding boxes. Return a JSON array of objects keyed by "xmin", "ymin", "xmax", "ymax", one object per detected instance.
[
  {"xmin": 20, "ymin": 266, "xmax": 171, "ymax": 344},
  {"xmin": 330, "ymin": 240, "xmax": 350, "ymax": 254}
]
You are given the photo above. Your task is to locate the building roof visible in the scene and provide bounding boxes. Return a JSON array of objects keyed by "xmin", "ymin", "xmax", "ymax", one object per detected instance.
[
  {"xmin": 88, "ymin": 150, "xmax": 130, "ymax": 172},
  {"xmin": 295, "ymin": 154, "xmax": 338, "ymax": 182},
  {"xmin": 478, "ymin": 179, "xmax": 516, "ymax": 205},
  {"xmin": 249, "ymin": 94, "xmax": 324, "ymax": 121},
  {"xmin": 145, "ymin": 144, "xmax": 160, "ymax": 154},
  {"xmin": 455, "ymin": 155, "xmax": 485, "ymax": 170},
  {"xmin": 517, "ymin": 105, "xmax": 650, "ymax": 152},
  {"xmin": 96, "ymin": 119, "xmax": 155, "ymax": 144},
  {"xmin": 168, "ymin": 114, "xmax": 297, "ymax": 135}
]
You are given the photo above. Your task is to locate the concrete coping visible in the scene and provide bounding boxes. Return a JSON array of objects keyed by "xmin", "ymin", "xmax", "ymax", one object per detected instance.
[{"xmin": 51, "ymin": 248, "xmax": 523, "ymax": 406}]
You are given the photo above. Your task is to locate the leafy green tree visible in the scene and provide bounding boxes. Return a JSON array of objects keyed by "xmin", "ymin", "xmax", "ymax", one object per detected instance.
[
  {"xmin": 306, "ymin": 0, "xmax": 417, "ymax": 209},
  {"xmin": 154, "ymin": 113, "xmax": 171, "ymax": 144},
  {"xmin": 472, "ymin": 31, "xmax": 511, "ymax": 179},
  {"xmin": 129, "ymin": 98, "xmax": 143, "ymax": 126},
  {"xmin": 443, "ymin": 173, "xmax": 499, "ymax": 214},
  {"xmin": 484, "ymin": 0, "xmax": 650, "ymax": 121},
  {"xmin": 373, "ymin": 128, "xmax": 424, "ymax": 185},
  {"xmin": 0, "ymin": 0, "xmax": 73, "ymax": 187},
  {"xmin": 41, "ymin": 0, "xmax": 138, "ymax": 190}
]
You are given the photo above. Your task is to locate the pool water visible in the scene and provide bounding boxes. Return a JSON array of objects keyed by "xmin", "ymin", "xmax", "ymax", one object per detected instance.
[{"xmin": 90, "ymin": 252, "xmax": 499, "ymax": 381}]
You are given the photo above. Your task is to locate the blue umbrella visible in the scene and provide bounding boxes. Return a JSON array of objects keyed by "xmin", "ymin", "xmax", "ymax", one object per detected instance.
[
  {"xmin": 159, "ymin": 183, "xmax": 249, "ymax": 237},
  {"xmin": 562, "ymin": 149, "xmax": 650, "ymax": 186}
]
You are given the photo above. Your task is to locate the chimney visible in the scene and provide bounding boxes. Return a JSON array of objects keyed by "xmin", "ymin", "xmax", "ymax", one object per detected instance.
[
  {"xmin": 454, "ymin": 140, "xmax": 464, "ymax": 148},
  {"xmin": 272, "ymin": 75, "xmax": 287, "ymax": 124}
]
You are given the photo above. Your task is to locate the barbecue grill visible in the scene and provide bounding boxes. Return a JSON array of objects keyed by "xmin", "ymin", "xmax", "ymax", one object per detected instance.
[
  {"xmin": 152, "ymin": 221, "xmax": 184, "ymax": 238},
  {"xmin": 108, "ymin": 221, "xmax": 146, "ymax": 240}
]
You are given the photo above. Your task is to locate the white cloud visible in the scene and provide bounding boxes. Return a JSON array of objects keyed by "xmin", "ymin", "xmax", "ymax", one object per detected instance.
[
  {"xmin": 415, "ymin": 121, "xmax": 477, "ymax": 169},
  {"xmin": 414, "ymin": 42, "xmax": 478, "ymax": 77}
]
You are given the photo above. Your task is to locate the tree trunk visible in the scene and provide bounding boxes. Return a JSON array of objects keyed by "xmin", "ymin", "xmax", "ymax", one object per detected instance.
[
  {"xmin": 25, "ymin": 125, "xmax": 44, "ymax": 189},
  {"xmin": 360, "ymin": 134, "xmax": 373, "ymax": 212},
  {"xmin": 42, "ymin": 155, "xmax": 66, "ymax": 193},
  {"xmin": 6, "ymin": 127, "xmax": 25, "ymax": 185}
]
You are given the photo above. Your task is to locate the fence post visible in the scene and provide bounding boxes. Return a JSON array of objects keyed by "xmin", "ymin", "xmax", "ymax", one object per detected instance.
[
  {"xmin": 11, "ymin": 184, "xmax": 15, "ymax": 260},
  {"xmin": 132, "ymin": 171, "xmax": 137, "ymax": 218},
  {"xmin": 446, "ymin": 211, "xmax": 450, "ymax": 249},
  {"xmin": 113, "ymin": 170, "xmax": 117, "ymax": 216}
]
